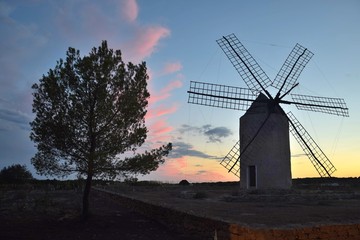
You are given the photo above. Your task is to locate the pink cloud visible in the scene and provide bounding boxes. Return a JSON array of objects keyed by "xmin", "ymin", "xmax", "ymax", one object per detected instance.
[
  {"xmin": 161, "ymin": 62, "xmax": 183, "ymax": 75},
  {"xmin": 163, "ymin": 78, "xmax": 183, "ymax": 92},
  {"xmin": 128, "ymin": 26, "xmax": 170, "ymax": 62},
  {"xmin": 148, "ymin": 79, "xmax": 183, "ymax": 105},
  {"xmin": 148, "ymin": 119, "xmax": 174, "ymax": 136},
  {"xmin": 145, "ymin": 157, "xmax": 237, "ymax": 183},
  {"xmin": 53, "ymin": 0, "xmax": 169, "ymax": 63},
  {"xmin": 146, "ymin": 104, "xmax": 178, "ymax": 119},
  {"xmin": 120, "ymin": 0, "xmax": 138, "ymax": 22}
]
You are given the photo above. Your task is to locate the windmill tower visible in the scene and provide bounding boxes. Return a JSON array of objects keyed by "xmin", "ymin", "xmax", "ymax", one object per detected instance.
[{"xmin": 188, "ymin": 34, "xmax": 349, "ymax": 189}]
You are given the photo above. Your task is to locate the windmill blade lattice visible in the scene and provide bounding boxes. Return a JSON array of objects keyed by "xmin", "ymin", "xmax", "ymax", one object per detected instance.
[
  {"xmin": 272, "ymin": 44, "xmax": 314, "ymax": 96},
  {"xmin": 287, "ymin": 111, "xmax": 336, "ymax": 177},
  {"xmin": 291, "ymin": 94, "xmax": 349, "ymax": 117},
  {"xmin": 188, "ymin": 81, "xmax": 257, "ymax": 111},
  {"xmin": 216, "ymin": 34, "xmax": 272, "ymax": 93},
  {"xmin": 220, "ymin": 140, "xmax": 240, "ymax": 177}
]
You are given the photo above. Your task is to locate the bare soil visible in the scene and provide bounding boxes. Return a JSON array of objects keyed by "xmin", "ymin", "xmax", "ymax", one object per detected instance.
[
  {"xmin": 102, "ymin": 181, "xmax": 360, "ymax": 228},
  {"xmin": 1, "ymin": 180, "xmax": 359, "ymax": 239},
  {"xmin": 0, "ymin": 188, "xmax": 199, "ymax": 240}
]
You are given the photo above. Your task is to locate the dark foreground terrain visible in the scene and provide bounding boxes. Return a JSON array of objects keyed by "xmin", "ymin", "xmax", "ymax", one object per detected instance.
[
  {"xmin": 103, "ymin": 178, "xmax": 360, "ymax": 228},
  {"xmin": 0, "ymin": 188, "xmax": 198, "ymax": 240},
  {"xmin": 1, "ymin": 178, "xmax": 359, "ymax": 239}
]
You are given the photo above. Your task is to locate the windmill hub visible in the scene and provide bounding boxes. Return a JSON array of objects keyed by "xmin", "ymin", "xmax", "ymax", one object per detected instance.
[{"xmin": 248, "ymin": 93, "xmax": 285, "ymax": 116}]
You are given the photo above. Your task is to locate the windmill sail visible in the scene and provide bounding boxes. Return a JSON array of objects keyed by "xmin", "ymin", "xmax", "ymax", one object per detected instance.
[
  {"xmin": 216, "ymin": 34, "xmax": 272, "ymax": 94},
  {"xmin": 287, "ymin": 111, "xmax": 336, "ymax": 177},
  {"xmin": 272, "ymin": 44, "xmax": 314, "ymax": 97},
  {"xmin": 290, "ymin": 94, "xmax": 349, "ymax": 117},
  {"xmin": 188, "ymin": 81, "xmax": 257, "ymax": 111},
  {"xmin": 220, "ymin": 141, "xmax": 240, "ymax": 177}
]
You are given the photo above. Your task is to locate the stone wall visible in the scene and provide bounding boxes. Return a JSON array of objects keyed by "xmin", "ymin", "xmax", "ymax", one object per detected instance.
[
  {"xmin": 94, "ymin": 188, "xmax": 360, "ymax": 240},
  {"xmin": 228, "ymin": 224, "xmax": 360, "ymax": 240}
]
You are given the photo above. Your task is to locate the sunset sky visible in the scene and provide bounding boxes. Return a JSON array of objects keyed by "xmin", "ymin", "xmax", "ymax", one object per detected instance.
[{"xmin": 1, "ymin": 0, "xmax": 359, "ymax": 182}]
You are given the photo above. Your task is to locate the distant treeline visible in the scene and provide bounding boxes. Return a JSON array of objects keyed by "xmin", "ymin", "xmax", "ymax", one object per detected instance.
[
  {"xmin": 1, "ymin": 177, "xmax": 359, "ymax": 190},
  {"xmin": 292, "ymin": 177, "xmax": 360, "ymax": 189}
]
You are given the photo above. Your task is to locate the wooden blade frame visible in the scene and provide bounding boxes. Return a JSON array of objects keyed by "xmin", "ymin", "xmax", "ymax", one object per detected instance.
[
  {"xmin": 287, "ymin": 111, "xmax": 336, "ymax": 177},
  {"xmin": 220, "ymin": 140, "xmax": 240, "ymax": 177},
  {"xmin": 272, "ymin": 44, "xmax": 314, "ymax": 97},
  {"xmin": 290, "ymin": 94, "xmax": 349, "ymax": 117},
  {"xmin": 187, "ymin": 81, "xmax": 257, "ymax": 111},
  {"xmin": 216, "ymin": 34, "xmax": 272, "ymax": 94}
]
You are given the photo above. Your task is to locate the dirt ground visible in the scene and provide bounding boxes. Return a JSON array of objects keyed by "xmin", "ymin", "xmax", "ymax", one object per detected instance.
[
  {"xmin": 0, "ymin": 188, "xmax": 199, "ymax": 240},
  {"xmin": 1, "ymin": 180, "xmax": 359, "ymax": 239},
  {"xmin": 103, "ymin": 181, "xmax": 360, "ymax": 228}
]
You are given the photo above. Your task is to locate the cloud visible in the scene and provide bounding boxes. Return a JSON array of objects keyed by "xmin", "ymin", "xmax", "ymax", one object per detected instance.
[
  {"xmin": 292, "ymin": 153, "xmax": 308, "ymax": 158},
  {"xmin": 0, "ymin": 108, "xmax": 32, "ymax": 131},
  {"xmin": 120, "ymin": 0, "xmax": 138, "ymax": 22},
  {"xmin": 196, "ymin": 170, "xmax": 207, "ymax": 175},
  {"xmin": 148, "ymin": 119, "xmax": 173, "ymax": 136},
  {"xmin": 146, "ymin": 118, "xmax": 174, "ymax": 144},
  {"xmin": 204, "ymin": 126, "xmax": 233, "ymax": 143},
  {"xmin": 0, "ymin": 1, "xmax": 13, "ymax": 20},
  {"xmin": 127, "ymin": 26, "xmax": 170, "ymax": 62},
  {"xmin": 52, "ymin": 0, "xmax": 170, "ymax": 62},
  {"xmin": 160, "ymin": 62, "xmax": 183, "ymax": 76},
  {"xmin": 149, "ymin": 78, "xmax": 183, "ymax": 104},
  {"xmin": 169, "ymin": 142, "xmax": 220, "ymax": 159},
  {"xmin": 0, "ymin": 0, "xmax": 179, "ymax": 180},
  {"xmin": 146, "ymin": 104, "xmax": 179, "ymax": 119},
  {"xmin": 0, "ymin": 3, "xmax": 47, "ymax": 93},
  {"xmin": 144, "ymin": 155, "xmax": 236, "ymax": 183},
  {"xmin": 178, "ymin": 124, "xmax": 233, "ymax": 143}
]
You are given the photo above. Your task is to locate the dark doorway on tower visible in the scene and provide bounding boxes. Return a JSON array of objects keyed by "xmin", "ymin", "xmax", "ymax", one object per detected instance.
[{"xmin": 248, "ymin": 165, "xmax": 256, "ymax": 188}]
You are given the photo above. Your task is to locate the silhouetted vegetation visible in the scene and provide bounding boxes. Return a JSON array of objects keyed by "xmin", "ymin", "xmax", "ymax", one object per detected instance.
[
  {"xmin": 29, "ymin": 41, "xmax": 172, "ymax": 218},
  {"xmin": 179, "ymin": 179, "xmax": 190, "ymax": 186},
  {"xmin": 0, "ymin": 164, "xmax": 33, "ymax": 184}
]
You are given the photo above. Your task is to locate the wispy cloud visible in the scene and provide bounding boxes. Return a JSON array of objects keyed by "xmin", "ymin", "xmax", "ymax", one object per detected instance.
[
  {"xmin": 179, "ymin": 124, "xmax": 233, "ymax": 143},
  {"xmin": 0, "ymin": 0, "xmax": 183, "ymax": 181},
  {"xmin": 146, "ymin": 75, "xmax": 183, "ymax": 144},
  {"xmin": 52, "ymin": 0, "xmax": 170, "ymax": 62},
  {"xmin": 120, "ymin": 0, "xmax": 138, "ymax": 22},
  {"xmin": 148, "ymin": 119, "xmax": 174, "ymax": 136},
  {"xmin": 146, "ymin": 104, "xmax": 179, "ymax": 119},
  {"xmin": 0, "ymin": 2, "xmax": 47, "ymax": 94},
  {"xmin": 204, "ymin": 126, "xmax": 233, "ymax": 143},
  {"xmin": 169, "ymin": 142, "xmax": 220, "ymax": 159},
  {"xmin": 148, "ymin": 78, "xmax": 183, "ymax": 105},
  {"xmin": 160, "ymin": 61, "xmax": 183, "ymax": 76},
  {"xmin": 146, "ymin": 155, "xmax": 236, "ymax": 183},
  {"xmin": 292, "ymin": 153, "xmax": 308, "ymax": 158},
  {"xmin": 0, "ymin": 108, "xmax": 32, "ymax": 131},
  {"xmin": 128, "ymin": 26, "xmax": 170, "ymax": 62}
]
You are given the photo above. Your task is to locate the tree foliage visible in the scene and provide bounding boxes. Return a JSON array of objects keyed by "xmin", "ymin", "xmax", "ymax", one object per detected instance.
[
  {"xmin": 0, "ymin": 164, "xmax": 33, "ymax": 184},
  {"xmin": 30, "ymin": 41, "xmax": 172, "ymax": 217}
]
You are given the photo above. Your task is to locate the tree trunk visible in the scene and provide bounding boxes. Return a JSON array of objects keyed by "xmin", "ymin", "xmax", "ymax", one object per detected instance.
[{"xmin": 82, "ymin": 173, "xmax": 93, "ymax": 219}]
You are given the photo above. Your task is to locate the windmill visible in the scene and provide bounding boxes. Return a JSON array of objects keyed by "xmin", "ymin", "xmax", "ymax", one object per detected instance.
[{"xmin": 187, "ymin": 34, "xmax": 349, "ymax": 189}]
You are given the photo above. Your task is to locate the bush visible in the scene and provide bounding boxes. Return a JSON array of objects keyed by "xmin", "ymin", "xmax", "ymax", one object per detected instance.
[
  {"xmin": 179, "ymin": 179, "xmax": 190, "ymax": 186},
  {"xmin": 0, "ymin": 164, "xmax": 33, "ymax": 184}
]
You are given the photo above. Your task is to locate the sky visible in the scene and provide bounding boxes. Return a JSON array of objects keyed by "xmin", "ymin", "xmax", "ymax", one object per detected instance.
[{"xmin": 0, "ymin": 0, "xmax": 359, "ymax": 183}]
